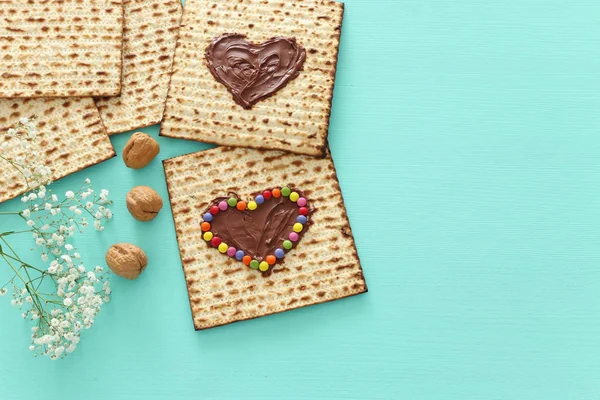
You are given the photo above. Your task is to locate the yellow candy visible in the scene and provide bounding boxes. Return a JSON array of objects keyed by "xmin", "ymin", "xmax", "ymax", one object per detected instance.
[
  {"xmin": 293, "ymin": 223, "xmax": 303, "ymax": 233},
  {"xmin": 289, "ymin": 192, "xmax": 300, "ymax": 202},
  {"xmin": 218, "ymin": 243, "xmax": 228, "ymax": 253},
  {"xmin": 248, "ymin": 201, "xmax": 258, "ymax": 211},
  {"xmin": 203, "ymin": 232, "xmax": 213, "ymax": 241},
  {"xmin": 259, "ymin": 261, "xmax": 269, "ymax": 272}
]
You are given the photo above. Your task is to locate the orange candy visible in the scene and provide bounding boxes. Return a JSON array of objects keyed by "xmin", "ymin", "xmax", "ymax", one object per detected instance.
[
  {"xmin": 266, "ymin": 255, "xmax": 276, "ymax": 265},
  {"xmin": 242, "ymin": 255, "xmax": 252, "ymax": 266},
  {"xmin": 200, "ymin": 222, "xmax": 211, "ymax": 231},
  {"xmin": 236, "ymin": 201, "xmax": 247, "ymax": 211},
  {"xmin": 272, "ymin": 189, "xmax": 281, "ymax": 198}
]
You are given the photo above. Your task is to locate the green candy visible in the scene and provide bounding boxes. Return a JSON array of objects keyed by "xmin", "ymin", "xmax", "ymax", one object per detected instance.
[
  {"xmin": 249, "ymin": 260, "xmax": 259, "ymax": 269},
  {"xmin": 283, "ymin": 240, "xmax": 293, "ymax": 250},
  {"xmin": 281, "ymin": 187, "xmax": 291, "ymax": 197},
  {"xmin": 227, "ymin": 198, "xmax": 237, "ymax": 207}
]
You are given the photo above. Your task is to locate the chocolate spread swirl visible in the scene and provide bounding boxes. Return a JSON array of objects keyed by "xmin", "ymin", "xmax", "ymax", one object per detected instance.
[{"xmin": 205, "ymin": 33, "xmax": 307, "ymax": 109}]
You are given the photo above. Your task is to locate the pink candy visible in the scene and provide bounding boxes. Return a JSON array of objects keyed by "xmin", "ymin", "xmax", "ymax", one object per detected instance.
[
  {"xmin": 227, "ymin": 247, "xmax": 237, "ymax": 257},
  {"xmin": 289, "ymin": 232, "xmax": 299, "ymax": 242},
  {"xmin": 297, "ymin": 197, "xmax": 307, "ymax": 207},
  {"xmin": 218, "ymin": 201, "xmax": 228, "ymax": 211}
]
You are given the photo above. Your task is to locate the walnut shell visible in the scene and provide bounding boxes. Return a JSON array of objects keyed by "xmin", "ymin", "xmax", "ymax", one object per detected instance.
[
  {"xmin": 105, "ymin": 243, "xmax": 148, "ymax": 280},
  {"xmin": 122, "ymin": 132, "xmax": 160, "ymax": 169},
  {"xmin": 126, "ymin": 186, "xmax": 163, "ymax": 222}
]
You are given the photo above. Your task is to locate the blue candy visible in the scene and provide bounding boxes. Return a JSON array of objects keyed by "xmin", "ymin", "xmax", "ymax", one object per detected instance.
[
  {"xmin": 274, "ymin": 248, "xmax": 285, "ymax": 259},
  {"xmin": 255, "ymin": 194, "xmax": 265, "ymax": 205},
  {"xmin": 297, "ymin": 215, "xmax": 307, "ymax": 224},
  {"xmin": 235, "ymin": 250, "xmax": 245, "ymax": 261},
  {"xmin": 203, "ymin": 213, "xmax": 213, "ymax": 222}
]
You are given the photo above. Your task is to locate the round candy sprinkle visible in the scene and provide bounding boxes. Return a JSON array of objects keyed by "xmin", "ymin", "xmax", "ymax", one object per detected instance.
[
  {"xmin": 299, "ymin": 207, "xmax": 309, "ymax": 216},
  {"xmin": 281, "ymin": 187, "xmax": 291, "ymax": 197},
  {"xmin": 289, "ymin": 232, "xmax": 299, "ymax": 242},
  {"xmin": 201, "ymin": 222, "xmax": 211, "ymax": 232},
  {"xmin": 203, "ymin": 232, "xmax": 213, "ymax": 241},
  {"xmin": 218, "ymin": 243, "xmax": 228, "ymax": 253},
  {"xmin": 255, "ymin": 195, "xmax": 265, "ymax": 204},
  {"xmin": 297, "ymin": 197, "xmax": 307, "ymax": 207},
  {"xmin": 297, "ymin": 215, "xmax": 307, "ymax": 224},
  {"xmin": 250, "ymin": 260, "xmax": 259, "ymax": 270},
  {"xmin": 283, "ymin": 240, "xmax": 293, "ymax": 250},
  {"xmin": 203, "ymin": 212, "xmax": 213, "ymax": 222},
  {"xmin": 272, "ymin": 189, "xmax": 281, "ymax": 198},
  {"xmin": 242, "ymin": 255, "xmax": 252, "ymax": 266},
  {"xmin": 289, "ymin": 192, "xmax": 300, "ymax": 202},
  {"xmin": 293, "ymin": 223, "xmax": 303, "ymax": 233},
  {"xmin": 235, "ymin": 250, "xmax": 245, "ymax": 261},
  {"xmin": 274, "ymin": 248, "xmax": 285, "ymax": 258},
  {"xmin": 227, "ymin": 197, "xmax": 237, "ymax": 207},
  {"xmin": 227, "ymin": 247, "xmax": 237, "ymax": 257},
  {"xmin": 266, "ymin": 255, "xmax": 276, "ymax": 265},
  {"xmin": 259, "ymin": 261, "xmax": 269, "ymax": 272},
  {"xmin": 263, "ymin": 190, "xmax": 272, "ymax": 200},
  {"xmin": 248, "ymin": 201, "xmax": 258, "ymax": 211},
  {"xmin": 236, "ymin": 201, "xmax": 247, "ymax": 211},
  {"xmin": 210, "ymin": 205, "xmax": 219, "ymax": 215},
  {"xmin": 218, "ymin": 201, "xmax": 228, "ymax": 211},
  {"xmin": 211, "ymin": 237, "xmax": 221, "ymax": 247}
]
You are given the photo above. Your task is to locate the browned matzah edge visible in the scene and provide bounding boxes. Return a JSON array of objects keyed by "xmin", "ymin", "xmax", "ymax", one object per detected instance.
[{"xmin": 162, "ymin": 145, "xmax": 367, "ymax": 331}]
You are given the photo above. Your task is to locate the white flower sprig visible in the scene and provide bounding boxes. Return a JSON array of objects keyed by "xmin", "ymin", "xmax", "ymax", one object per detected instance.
[{"xmin": 0, "ymin": 116, "xmax": 113, "ymax": 359}]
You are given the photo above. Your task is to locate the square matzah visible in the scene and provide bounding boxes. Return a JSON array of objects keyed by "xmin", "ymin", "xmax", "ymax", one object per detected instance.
[
  {"xmin": 95, "ymin": 0, "xmax": 182, "ymax": 135},
  {"xmin": 161, "ymin": 0, "xmax": 345, "ymax": 157},
  {"xmin": 0, "ymin": 98, "xmax": 116, "ymax": 203},
  {"xmin": 163, "ymin": 146, "xmax": 367, "ymax": 330},
  {"xmin": 0, "ymin": 0, "xmax": 124, "ymax": 98}
]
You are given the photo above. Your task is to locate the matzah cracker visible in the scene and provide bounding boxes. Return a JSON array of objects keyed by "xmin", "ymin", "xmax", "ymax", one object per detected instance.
[
  {"xmin": 0, "ymin": 0, "xmax": 123, "ymax": 98},
  {"xmin": 95, "ymin": 0, "xmax": 182, "ymax": 135},
  {"xmin": 163, "ymin": 146, "xmax": 367, "ymax": 330},
  {"xmin": 161, "ymin": 0, "xmax": 344, "ymax": 157},
  {"xmin": 0, "ymin": 98, "xmax": 116, "ymax": 203}
]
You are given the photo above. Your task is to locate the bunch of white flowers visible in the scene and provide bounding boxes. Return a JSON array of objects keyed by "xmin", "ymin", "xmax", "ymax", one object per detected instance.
[{"xmin": 0, "ymin": 116, "xmax": 113, "ymax": 360}]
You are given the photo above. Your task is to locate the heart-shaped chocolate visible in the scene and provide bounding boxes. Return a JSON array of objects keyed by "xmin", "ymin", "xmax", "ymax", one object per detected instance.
[
  {"xmin": 200, "ymin": 187, "xmax": 311, "ymax": 273},
  {"xmin": 205, "ymin": 33, "xmax": 307, "ymax": 109}
]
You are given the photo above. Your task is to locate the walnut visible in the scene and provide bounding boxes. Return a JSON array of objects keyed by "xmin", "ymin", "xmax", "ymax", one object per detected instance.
[
  {"xmin": 122, "ymin": 132, "xmax": 160, "ymax": 169},
  {"xmin": 126, "ymin": 186, "xmax": 163, "ymax": 222},
  {"xmin": 105, "ymin": 243, "xmax": 148, "ymax": 280}
]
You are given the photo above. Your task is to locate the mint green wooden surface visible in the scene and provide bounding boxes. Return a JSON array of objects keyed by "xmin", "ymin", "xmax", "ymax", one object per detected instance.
[{"xmin": 2, "ymin": 0, "xmax": 600, "ymax": 398}]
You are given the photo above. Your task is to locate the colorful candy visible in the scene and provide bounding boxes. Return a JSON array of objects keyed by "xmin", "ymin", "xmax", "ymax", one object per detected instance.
[
  {"xmin": 263, "ymin": 190, "xmax": 272, "ymax": 200},
  {"xmin": 272, "ymin": 188, "xmax": 281, "ymax": 198},
  {"xmin": 203, "ymin": 232, "xmax": 213, "ymax": 241},
  {"xmin": 242, "ymin": 256, "xmax": 252, "ymax": 266},
  {"xmin": 236, "ymin": 201, "xmax": 247, "ymax": 211},
  {"xmin": 203, "ymin": 212, "xmax": 213, "ymax": 222},
  {"xmin": 227, "ymin": 197, "xmax": 237, "ymax": 207},
  {"xmin": 227, "ymin": 247, "xmax": 237, "ymax": 257},
  {"xmin": 255, "ymin": 194, "xmax": 265, "ymax": 204},
  {"xmin": 299, "ymin": 207, "xmax": 308, "ymax": 216},
  {"xmin": 218, "ymin": 201, "xmax": 228, "ymax": 211},
  {"xmin": 201, "ymin": 222, "xmax": 211, "ymax": 231},
  {"xmin": 289, "ymin": 232, "xmax": 299, "ymax": 242},
  {"xmin": 293, "ymin": 223, "xmax": 303, "ymax": 233},
  {"xmin": 266, "ymin": 255, "xmax": 276, "ymax": 265},
  {"xmin": 289, "ymin": 192, "xmax": 299, "ymax": 202},
  {"xmin": 210, "ymin": 205, "xmax": 219, "ymax": 215},
  {"xmin": 297, "ymin": 197, "xmax": 307, "ymax": 207},
  {"xmin": 283, "ymin": 240, "xmax": 293, "ymax": 250},
  {"xmin": 259, "ymin": 261, "xmax": 269, "ymax": 272},
  {"xmin": 274, "ymin": 248, "xmax": 285, "ymax": 258},
  {"xmin": 281, "ymin": 187, "xmax": 291, "ymax": 197},
  {"xmin": 218, "ymin": 243, "xmax": 228, "ymax": 253},
  {"xmin": 248, "ymin": 201, "xmax": 258, "ymax": 211},
  {"xmin": 297, "ymin": 215, "xmax": 307, "ymax": 224},
  {"xmin": 236, "ymin": 250, "xmax": 245, "ymax": 261},
  {"xmin": 211, "ymin": 237, "xmax": 221, "ymax": 247},
  {"xmin": 250, "ymin": 260, "xmax": 259, "ymax": 270}
]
